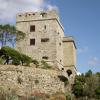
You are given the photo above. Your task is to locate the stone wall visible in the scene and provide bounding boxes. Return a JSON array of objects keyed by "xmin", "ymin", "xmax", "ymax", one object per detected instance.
[
  {"xmin": 16, "ymin": 10, "xmax": 65, "ymax": 69},
  {"xmin": 63, "ymin": 37, "xmax": 76, "ymax": 67},
  {"xmin": 16, "ymin": 19, "xmax": 57, "ymax": 61},
  {"xmin": 0, "ymin": 65, "xmax": 64, "ymax": 96}
]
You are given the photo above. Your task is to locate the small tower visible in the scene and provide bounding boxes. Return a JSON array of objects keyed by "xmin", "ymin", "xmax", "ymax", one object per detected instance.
[{"xmin": 62, "ymin": 37, "xmax": 77, "ymax": 82}]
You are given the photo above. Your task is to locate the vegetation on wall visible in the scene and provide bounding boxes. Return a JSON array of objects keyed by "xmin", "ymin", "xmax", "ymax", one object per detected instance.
[
  {"xmin": 17, "ymin": 76, "xmax": 23, "ymax": 84},
  {"xmin": 0, "ymin": 86, "xmax": 18, "ymax": 100},
  {"xmin": 49, "ymin": 92, "xmax": 66, "ymax": 100},
  {"xmin": 32, "ymin": 59, "xmax": 39, "ymax": 68},
  {"xmin": 0, "ymin": 46, "xmax": 53, "ymax": 69},
  {"xmin": 0, "ymin": 46, "xmax": 32, "ymax": 66},
  {"xmin": 41, "ymin": 60, "xmax": 52, "ymax": 69}
]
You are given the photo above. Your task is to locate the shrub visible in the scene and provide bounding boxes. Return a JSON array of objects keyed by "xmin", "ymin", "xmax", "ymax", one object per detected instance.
[
  {"xmin": 12, "ymin": 58, "xmax": 20, "ymax": 65},
  {"xmin": 41, "ymin": 60, "xmax": 52, "ymax": 69},
  {"xmin": 20, "ymin": 54, "xmax": 32, "ymax": 66},
  {"xmin": 0, "ymin": 86, "xmax": 18, "ymax": 100},
  {"xmin": 30, "ymin": 91, "xmax": 48, "ymax": 100},
  {"xmin": 0, "ymin": 57, "xmax": 3, "ymax": 64},
  {"xmin": 72, "ymin": 80, "xmax": 83, "ymax": 98},
  {"xmin": 0, "ymin": 46, "xmax": 33, "ymax": 66},
  {"xmin": 0, "ymin": 46, "xmax": 21, "ymax": 65},
  {"xmin": 49, "ymin": 92, "xmax": 66, "ymax": 100},
  {"xmin": 32, "ymin": 59, "xmax": 39, "ymax": 67},
  {"xmin": 95, "ymin": 86, "xmax": 100, "ymax": 99},
  {"xmin": 65, "ymin": 92, "xmax": 75, "ymax": 100},
  {"xmin": 17, "ymin": 76, "xmax": 23, "ymax": 84}
]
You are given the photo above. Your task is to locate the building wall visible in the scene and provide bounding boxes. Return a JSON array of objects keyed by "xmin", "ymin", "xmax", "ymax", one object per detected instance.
[
  {"xmin": 55, "ymin": 20, "xmax": 64, "ymax": 69},
  {"xmin": 63, "ymin": 37, "xmax": 76, "ymax": 67},
  {"xmin": 0, "ymin": 65, "xmax": 65, "ymax": 96},
  {"xmin": 62, "ymin": 37, "xmax": 77, "ymax": 81},
  {"xmin": 16, "ymin": 10, "xmax": 65, "ymax": 68},
  {"xmin": 16, "ymin": 10, "xmax": 77, "ymax": 74},
  {"xmin": 16, "ymin": 20, "xmax": 57, "ymax": 61}
]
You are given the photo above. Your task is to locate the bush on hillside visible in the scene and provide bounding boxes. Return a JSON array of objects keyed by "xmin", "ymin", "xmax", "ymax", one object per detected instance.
[
  {"xmin": 0, "ymin": 46, "xmax": 33, "ymax": 66},
  {"xmin": 49, "ymin": 92, "xmax": 66, "ymax": 100},
  {"xmin": 72, "ymin": 71, "xmax": 100, "ymax": 99},
  {"xmin": 12, "ymin": 58, "xmax": 20, "ymax": 65},
  {"xmin": 20, "ymin": 54, "xmax": 32, "ymax": 66},
  {"xmin": 95, "ymin": 86, "xmax": 100, "ymax": 99},
  {"xmin": 0, "ymin": 86, "xmax": 18, "ymax": 100},
  {"xmin": 65, "ymin": 92, "xmax": 75, "ymax": 100},
  {"xmin": 0, "ymin": 46, "xmax": 21, "ymax": 65},
  {"xmin": 72, "ymin": 80, "xmax": 83, "ymax": 98},
  {"xmin": 0, "ymin": 57, "xmax": 4, "ymax": 64}
]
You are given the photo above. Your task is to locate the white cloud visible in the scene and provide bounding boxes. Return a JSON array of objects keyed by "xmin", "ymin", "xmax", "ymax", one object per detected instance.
[
  {"xmin": 78, "ymin": 46, "xmax": 88, "ymax": 53},
  {"xmin": 88, "ymin": 57, "xmax": 100, "ymax": 66},
  {"xmin": 0, "ymin": 0, "xmax": 58, "ymax": 23},
  {"xmin": 47, "ymin": 5, "xmax": 58, "ymax": 11},
  {"xmin": 77, "ymin": 72, "xmax": 81, "ymax": 75}
]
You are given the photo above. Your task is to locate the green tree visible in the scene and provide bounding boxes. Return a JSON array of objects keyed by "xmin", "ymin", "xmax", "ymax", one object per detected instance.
[
  {"xmin": 76, "ymin": 74, "xmax": 85, "ymax": 84},
  {"xmin": 20, "ymin": 54, "xmax": 32, "ymax": 66},
  {"xmin": 96, "ymin": 72, "xmax": 100, "ymax": 83},
  {"xmin": 73, "ymin": 70, "xmax": 100, "ymax": 99},
  {"xmin": 0, "ymin": 46, "xmax": 21, "ymax": 64},
  {"xmin": 0, "ymin": 46, "xmax": 33, "ymax": 66},
  {"xmin": 0, "ymin": 24, "xmax": 25, "ymax": 47},
  {"xmin": 72, "ymin": 80, "xmax": 83, "ymax": 97},
  {"xmin": 83, "ymin": 75, "xmax": 99, "ymax": 98},
  {"xmin": 85, "ymin": 70, "xmax": 92, "ymax": 77},
  {"xmin": 95, "ymin": 86, "xmax": 100, "ymax": 99}
]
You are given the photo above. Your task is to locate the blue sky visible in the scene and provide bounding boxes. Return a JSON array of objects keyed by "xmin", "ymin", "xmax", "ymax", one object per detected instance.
[
  {"xmin": 52, "ymin": 0, "xmax": 100, "ymax": 73},
  {"xmin": 0, "ymin": 0, "xmax": 100, "ymax": 73}
]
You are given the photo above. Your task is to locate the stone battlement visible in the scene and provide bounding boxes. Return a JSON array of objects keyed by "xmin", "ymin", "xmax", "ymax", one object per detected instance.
[{"xmin": 16, "ymin": 10, "xmax": 59, "ymax": 22}]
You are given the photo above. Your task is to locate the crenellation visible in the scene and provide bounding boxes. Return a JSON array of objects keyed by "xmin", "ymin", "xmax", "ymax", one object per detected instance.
[{"xmin": 16, "ymin": 10, "xmax": 59, "ymax": 22}]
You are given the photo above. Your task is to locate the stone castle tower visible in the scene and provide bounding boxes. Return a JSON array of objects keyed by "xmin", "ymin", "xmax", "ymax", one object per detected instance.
[{"xmin": 16, "ymin": 10, "xmax": 77, "ymax": 78}]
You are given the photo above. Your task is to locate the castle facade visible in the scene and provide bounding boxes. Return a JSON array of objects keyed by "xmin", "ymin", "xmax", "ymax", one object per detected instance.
[{"xmin": 16, "ymin": 10, "xmax": 77, "ymax": 78}]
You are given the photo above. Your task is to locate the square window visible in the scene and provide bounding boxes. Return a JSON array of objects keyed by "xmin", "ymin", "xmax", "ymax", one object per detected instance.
[
  {"xmin": 59, "ymin": 43, "xmax": 61, "ymax": 46},
  {"xmin": 44, "ymin": 25, "xmax": 46, "ymax": 30},
  {"xmin": 42, "ymin": 56, "xmax": 48, "ymax": 60},
  {"xmin": 30, "ymin": 39, "xmax": 35, "ymax": 45},
  {"xmin": 30, "ymin": 25, "xmax": 35, "ymax": 32},
  {"xmin": 41, "ymin": 38, "xmax": 49, "ymax": 42}
]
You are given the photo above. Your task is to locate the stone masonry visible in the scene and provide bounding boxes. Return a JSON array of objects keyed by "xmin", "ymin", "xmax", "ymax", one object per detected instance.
[
  {"xmin": 0, "ymin": 10, "xmax": 77, "ymax": 96},
  {"xmin": 0, "ymin": 65, "xmax": 64, "ymax": 96},
  {"xmin": 16, "ymin": 10, "xmax": 77, "ymax": 82}
]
